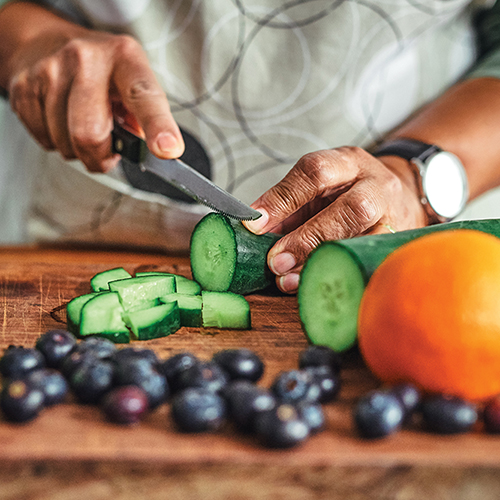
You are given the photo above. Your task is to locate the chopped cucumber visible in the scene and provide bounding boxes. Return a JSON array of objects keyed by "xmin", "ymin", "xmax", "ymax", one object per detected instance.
[
  {"xmin": 190, "ymin": 213, "xmax": 280, "ymax": 295},
  {"xmin": 66, "ymin": 292, "xmax": 101, "ymax": 335},
  {"xmin": 298, "ymin": 218, "xmax": 500, "ymax": 352},
  {"xmin": 136, "ymin": 271, "xmax": 201, "ymax": 295},
  {"xmin": 160, "ymin": 293, "xmax": 202, "ymax": 327},
  {"xmin": 201, "ymin": 291, "xmax": 251, "ymax": 329},
  {"xmin": 123, "ymin": 302, "xmax": 181, "ymax": 340},
  {"xmin": 90, "ymin": 267, "xmax": 132, "ymax": 292},
  {"xmin": 109, "ymin": 275, "xmax": 176, "ymax": 311},
  {"xmin": 79, "ymin": 292, "xmax": 130, "ymax": 343}
]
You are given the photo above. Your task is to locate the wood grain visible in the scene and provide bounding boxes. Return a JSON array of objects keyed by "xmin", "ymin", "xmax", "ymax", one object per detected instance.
[{"xmin": 1, "ymin": 246, "xmax": 500, "ymax": 499}]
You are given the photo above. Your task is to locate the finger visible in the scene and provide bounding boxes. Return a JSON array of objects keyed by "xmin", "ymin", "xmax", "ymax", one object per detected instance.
[
  {"xmin": 244, "ymin": 147, "xmax": 364, "ymax": 235},
  {"xmin": 267, "ymin": 178, "xmax": 384, "ymax": 277},
  {"xmin": 111, "ymin": 36, "xmax": 184, "ymax": 159},
  {"xmin": 63, "ymin": 42, "xmax": 120, "ymax": 172},
  {"xmin": 9, "ymin": 70, "xmax": 54, "ymax": 150}
]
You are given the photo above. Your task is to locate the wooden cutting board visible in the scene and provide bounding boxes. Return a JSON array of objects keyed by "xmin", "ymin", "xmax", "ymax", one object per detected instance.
[{"xmin": 1, "ymin": 246, "xmax": 500, "ymax": 500}]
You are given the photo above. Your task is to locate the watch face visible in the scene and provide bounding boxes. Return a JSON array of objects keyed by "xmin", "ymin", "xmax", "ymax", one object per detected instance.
[{"xmin": 422, "ymin": 151, "xmax": 468, "ymax": 219}]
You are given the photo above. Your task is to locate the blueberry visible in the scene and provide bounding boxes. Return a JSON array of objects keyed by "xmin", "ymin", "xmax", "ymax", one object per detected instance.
[
  {"xmin": 388, "ymin": 383, "xmax": 421, "ymax": 421},
  {"xmin": 295, "ymin": 400, "xmax": 325, "ymax": 434},
  {"xmin": 254, "ymin": 403, "xmax": 310, "ymax": 449},
  {"xmin": 303, "ymin": 365, "xmax": 341, "ymax": 403},
  {"xmin": 70, "ymin": 359, "xmax": 115, "ymax": 404},
  {"xmin": 113, "ymin": 358, "xmax": 169, "ymax": 410},
  {"xmin": 212, "ymin": 348, "xmax": 264, "ymax": 383},
  {"xmin": 159, "ymin": 352, "xmax": 200, "ymax": 393},
  {"xmin": 421, "ymin": 395, "xmax": 477, "ymax": 434},
  {"xmin": 483, "ymin": 395, "xmax": 500, "ymax": 434},
  {"xmin": 1, "ymin": 379, "xmax": 45, "ymax": 422},
  {"xmin": 26, "ymin": 368, "xmax": 69, "ymax": 406},
  {"xmin": 0, "ymin": 346, "xmax": 45, "ymax": 379},
  {"xmin": 60, "ymin": 350, "xmax": 101, "ymax": 379},
  {"xmin": 76, "ymin": 337, "xmax": 117, "ymax": 359},
  {"xmin": 101, "ymin": 386, "xmax": 149, "ymax": 425},
  {"xmin": 271, "ymin": 370, "xmax": 319, "ymax": 404},
  {"xmin": 224, "ymin": 380, "xmax": 276, "ymax": 432},
  {"xmin": 35, "ymin": 329, "xmax": 77, "ymax": 369},
  {"xmin": 171, "ymin": 388, "xmax": 226, "ymax": 433},
  {"xmin": 354, "ymin": 390, "xmax": 404, "ymax": 439},
  {"xmin": 298, "ymin": 345, "xmax": 342, "ymax": 375},
  {"xmin": 112, "ymin": 347, "xmax": 159, "ymax": 367},
  {"xmin": 176, "ymin": 361, "xmax": 229, "ymax": 394}
]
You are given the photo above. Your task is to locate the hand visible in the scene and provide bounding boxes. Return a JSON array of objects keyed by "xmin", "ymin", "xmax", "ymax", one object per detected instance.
[
  {"xmin": 6, "ymin": 18, "xmax": 183, "ymax": 172},
  {"xmin": 243, "ymin": 146, "xmax": 427, "ymax": 293}
]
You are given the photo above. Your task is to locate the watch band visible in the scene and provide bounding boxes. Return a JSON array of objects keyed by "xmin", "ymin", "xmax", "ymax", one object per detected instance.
[{"xmin": 372, "ymin": 138, "xmax": 440, "ymax": 161}]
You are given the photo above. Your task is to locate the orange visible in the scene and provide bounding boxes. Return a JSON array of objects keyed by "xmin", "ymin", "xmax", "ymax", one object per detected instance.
[{"xmin": 358, "ymin": 229, "xmax": 500, "ymax": 402}]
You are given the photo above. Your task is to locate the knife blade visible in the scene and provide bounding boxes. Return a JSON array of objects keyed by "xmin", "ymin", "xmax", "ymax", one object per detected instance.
[{"xmin": 111, "ymin": 120, "xmax": 262, "ymax": 221}]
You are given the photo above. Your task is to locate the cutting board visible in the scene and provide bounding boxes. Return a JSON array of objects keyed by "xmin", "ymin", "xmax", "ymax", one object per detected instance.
[{"xmin": 1, "ymin": 247, "xmax": 500, "ymax": 500}]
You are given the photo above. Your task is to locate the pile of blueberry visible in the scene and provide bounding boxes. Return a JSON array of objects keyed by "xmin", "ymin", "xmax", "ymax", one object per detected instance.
[{"xmin": 0, "ymin": 330, "xmax": 342, "ymax": 449}]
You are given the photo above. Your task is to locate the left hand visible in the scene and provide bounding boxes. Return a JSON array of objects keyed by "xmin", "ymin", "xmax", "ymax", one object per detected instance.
[{"xmin": 243, "ymin": 146, "xmax": 428, "ymax": 293}]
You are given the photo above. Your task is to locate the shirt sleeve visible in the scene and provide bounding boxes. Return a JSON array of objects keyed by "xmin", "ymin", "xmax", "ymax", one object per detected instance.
[{"xmin": 467, "ymin": 0, "xmax": 500, "ymax": 78}]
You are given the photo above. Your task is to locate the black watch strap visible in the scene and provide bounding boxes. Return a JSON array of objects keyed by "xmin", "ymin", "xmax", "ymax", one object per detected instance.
[{"xmin": 372, "ymin": 138, "xmax": 441, "ymax": 162}]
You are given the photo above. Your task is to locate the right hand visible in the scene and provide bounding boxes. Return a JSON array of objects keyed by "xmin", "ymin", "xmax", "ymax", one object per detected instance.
[{"xmin": 7, "ymin": 21, "xmax": 184, "ymax": 172}]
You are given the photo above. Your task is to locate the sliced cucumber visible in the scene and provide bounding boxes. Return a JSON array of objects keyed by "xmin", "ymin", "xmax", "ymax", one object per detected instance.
[
  {"xmin": 109, "ymin": 275, "xmax": 176, "ymax": 311},
  {"xmin": 123, "ymin": 302, "xmax": 181, "ymax": 340},
  {"xmin": 79, "ymin": 292, "xmax": 130, "ymax": 343},
  {"xmin": 298, "ymin": 244, "xmax": 365, "ymax": 352},
  {"xmin": 298, "ymin": 218, "xmax": 500, "ymax": 352},
  {"xmin": 136, "ymin": 271, "xmax": 201, "ymax": 295},
  {"xmin": 160, "ymin": 293, "xmax": 202, "ymax": 327},
  {"xmin": 66, "ymin": 292, "xmax": 101, "ymax": 335},
  {"xmin": 190, "ymin": 213, "xmax": 280, "ymax": 294},
  {"xmin": 90, "ymin": 267, "xmax": 132, "ymax": 292},
  {"xmin": 201, "ymin": 291, "xmax": 251, "ymax": 329}
]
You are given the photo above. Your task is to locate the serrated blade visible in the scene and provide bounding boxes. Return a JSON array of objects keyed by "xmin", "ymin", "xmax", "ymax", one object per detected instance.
[{"xmin": 112, "ymin": 121, "xmax": 261, "ymax": 221}]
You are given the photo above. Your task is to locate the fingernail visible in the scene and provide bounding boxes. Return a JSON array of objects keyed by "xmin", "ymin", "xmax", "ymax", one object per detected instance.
[
  {"xmin": 243, "ymin": 208, "xmax": 269, "ymax": 234},
  {"xmin": 278, "ymin": 273, "xmax": 300, "ymax": 293},
  {"xmin": 269, "ymin": 252, "xmax": 296, "ymax": 275},
  {"xmin": 156, "ymin": 132, "xmax": 183, "ymax": 157}
]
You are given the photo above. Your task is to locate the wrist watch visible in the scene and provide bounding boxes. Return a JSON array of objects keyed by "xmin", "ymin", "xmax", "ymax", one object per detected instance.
[{"xmin": 373, "ymin": 138, "xmax": 469, "ymax": 224}]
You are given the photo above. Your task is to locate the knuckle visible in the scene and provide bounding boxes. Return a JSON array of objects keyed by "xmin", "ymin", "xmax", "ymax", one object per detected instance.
[
  {"xmin": 72, "ymin": 121, "xmax": 108, "ymax": 151},
  {"xmin": 113, "ymin": 34, "xmax": 143, "ymax": 57},
  {"xmin": 339, "ymin": 189, "xmax": 382, "ymax": 233}
]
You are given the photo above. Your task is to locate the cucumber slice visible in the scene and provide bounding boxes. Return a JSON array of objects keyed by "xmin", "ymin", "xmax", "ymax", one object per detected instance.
[
  {"xmin": 90, "ymin": 267, "xmax": 132, "ymax": 292},
  {"xmin": 136, "ymin": 272, "xmax": 201, "ymax": 295},
  {"xmin": 79, "ymin": 292, "xmax": 130, "ymax": 343},
  {"xmin": 109, "ymin": 275, "xmax": 176, "ymax": 311},
  {"xmin": 66, "ymin": 292, "xmax": 101, "ymax": 335},
  {"xmin": 298, "ymin": 244, "xmax": 365, "ymax": 352},
  {"xmin": 123, "ymin": 302, "xmax": 181, "ymax": 340},
  {"xmin": 201, "ymin": 291, "xmax": 251, "ymax": 329},
  {"xmin": 160, "ymin": 294, "xmax": 202, "ymax": 327},
  {"xmin": 190, "ymin": 213, "xmax": 281, "ymax": 295},
  {"xmin": 298, "ymin": 218, "xmax": 500, "ymax": 352}
]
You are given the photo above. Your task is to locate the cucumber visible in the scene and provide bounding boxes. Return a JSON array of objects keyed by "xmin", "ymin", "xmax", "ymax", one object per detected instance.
[
  {"xmin": 109, "ymin": 275, "xmax": 176, "ymax": 311},
  {"xmin": 90, "ymin": 267, "xmax": 132, "ymax": 292},
  {"xmin": 66, "ymin": 292, "xmax": 101, "ymax": 335},
  {"xmin": 201, "ymin": 291, "xmax": 251, "ymax": 329},
  {"xmin": 160, "ymin": 294, "xmax": 202, "ymax": 327},
  {"xmin": 136, "ymin": 271, "xmax": 201, "ymax": 295},
  {"xmin": 190, "ymin": 212, "xmax": 281, "ymax": 295},
  {"xmin": 123, "ymin": 302, "xmax": 181, "ymax": 340},
  {"xmin": 298, "ymin": 218, "xmax": 500, "ymax": 352},
  {"xmin": 79, "ymin": 292, "xmax": 130, "ymax": 343}
]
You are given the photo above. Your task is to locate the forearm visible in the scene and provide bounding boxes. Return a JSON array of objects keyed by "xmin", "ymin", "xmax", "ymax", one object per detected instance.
[
  {"xmin": 0, "ymin": 1, "xmax": 86, "ymax": 93},
  {"xmin": 386, "ymin": 77, "xmax": 500, "ymax": 202}
]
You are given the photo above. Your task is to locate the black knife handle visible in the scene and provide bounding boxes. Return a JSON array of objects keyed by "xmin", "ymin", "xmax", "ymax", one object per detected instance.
[{"xmin": 111, "ymin": 122, "xmax": 148, "ymax": 163}]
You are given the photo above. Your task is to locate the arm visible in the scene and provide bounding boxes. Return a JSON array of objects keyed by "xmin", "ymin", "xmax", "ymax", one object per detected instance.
[
  {"xmin": 244, "ymin": 8, "xmax": 500, "ymax": 293},
  {"xmin": 0, "ymin": 1, "xmax": 184, "ymax": 172}
]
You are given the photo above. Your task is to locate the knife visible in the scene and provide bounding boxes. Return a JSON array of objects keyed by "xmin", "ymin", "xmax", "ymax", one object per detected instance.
[{"xmin": 111, "ymin": 108, "xmax": 262, "ymax": 221}]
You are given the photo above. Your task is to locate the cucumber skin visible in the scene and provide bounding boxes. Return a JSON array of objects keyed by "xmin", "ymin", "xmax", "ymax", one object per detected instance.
[
  {"xmin": 332, "ymin": 218, "xmax": 500, "ymax": 281},
  {"xmin": 190, "ymin": 213, "xmax": 281, "ymax": 295}
]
